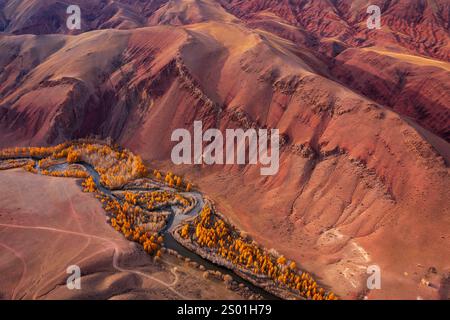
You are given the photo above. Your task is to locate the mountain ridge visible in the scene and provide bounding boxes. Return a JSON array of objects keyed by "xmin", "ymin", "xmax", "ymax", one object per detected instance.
[{"xmin": 0, "ymin": 0, "xmax": 449, "ymax": 299}]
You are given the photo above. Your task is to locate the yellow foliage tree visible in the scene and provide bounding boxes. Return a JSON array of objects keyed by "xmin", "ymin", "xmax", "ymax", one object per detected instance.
[
  {"xmin": 67, "ymin": 150, "xmax": 81, "ymax": 163},
  {"xmin": 277, "ymin": 256, "xmax": 287, "ymax": 265}
]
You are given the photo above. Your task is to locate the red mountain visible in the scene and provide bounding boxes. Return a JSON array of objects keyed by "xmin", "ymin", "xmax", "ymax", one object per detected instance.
[{"xmin": 0, "ymin": 0, "xmax": 449, "ymax": 299}]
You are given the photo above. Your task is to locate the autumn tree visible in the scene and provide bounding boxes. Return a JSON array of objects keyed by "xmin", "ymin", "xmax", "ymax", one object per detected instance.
[
  {"xmin": 277, "ymin": 256, "xmax": 287, "ymax": 265},
  {"xmin": 67, "ymin": 150, "xmax": 81, "ymax": 163},
  {"xmin": 289, "ymin": 261, "xmax": 297, "ymax": 270},
  {"xmin": 82, "ymin": 176, "xmax": 97, "ymax": 193}
]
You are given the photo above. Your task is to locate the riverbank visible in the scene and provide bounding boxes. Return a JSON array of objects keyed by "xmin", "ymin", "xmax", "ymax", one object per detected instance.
[
  {"xmin": 0, "ymin": 140, "xmax": 335, "ymax": 301},
  {"xmin": 0, "ymin": 142, "xmax": 279, "ymax": 299}
]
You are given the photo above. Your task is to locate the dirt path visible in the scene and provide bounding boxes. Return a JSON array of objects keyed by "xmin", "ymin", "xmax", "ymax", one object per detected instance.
[
  {"xmin": 0, "ymin": 222, "xmax": 190, "ymax": 300},
  {"xmin": 0, "ymin": 158, "xmax": 273, "ymax": 300},
  {"xmin": 0, "ymin": 242, "xmax": 27, "ymax": 300}
]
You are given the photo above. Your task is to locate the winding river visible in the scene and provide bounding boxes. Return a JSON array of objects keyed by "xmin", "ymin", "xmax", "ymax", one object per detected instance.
[
  {"xmin": 84, "ymin": 162, "xmax": 278, "ymax": 300},
  {"xmin": 5, "ymin": 157, "xmax": 278, "ymax": 300}
]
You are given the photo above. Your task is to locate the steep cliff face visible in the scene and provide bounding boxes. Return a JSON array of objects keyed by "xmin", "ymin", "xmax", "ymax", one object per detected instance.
[
  {"xmin": 3, "ymin": 0, "xmax": 449, "ymax": 60},
  {"xmin": 332, "ymin": 48, "xmax": 450, "ymax": 141},
  {"xmin": 215, "ymin": 0, "xmax": 450, "ymax": 142},
  {"xmin": 219, "ymin": 0, "xmax": 450, "ymax": 60},
  {"xmin": 0, "ymin": 0, "xmax": 449, "ymax": 299},
  {"xmin": 5, "ymin": 0, "xmax": 447, "ymax": 140},
  {"xmin": 0, "ymin": 26, "xmax": 189, "ymax": 145}
]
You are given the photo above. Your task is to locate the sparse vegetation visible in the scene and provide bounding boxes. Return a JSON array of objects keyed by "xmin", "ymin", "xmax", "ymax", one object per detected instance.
[
  {"xmin": 0, "ymin": 159, "xmax": 34, "ymax": 170},
  {"xmin": 0, "ymin": 140, "xmax": 335, "ymax": 299},
  {"xmin": 42, "ymin": 169, "xmax": 89, "ymax": 179},
  {"xmin": 0, "ymin": 140, "xmax": 148, "ymax": 188},
  {"xmin": 153, "ymin": 169, "xmax": 194, "ymax": 192},
  {"xmin": 179, "ymin": 205, "xmax": 336, "ymax": 300}
]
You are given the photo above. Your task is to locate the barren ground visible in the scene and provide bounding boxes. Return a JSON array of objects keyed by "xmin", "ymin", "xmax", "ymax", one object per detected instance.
[{"xmin": 0, "ymin": 169, "xmax": 241, "ymax": 300}]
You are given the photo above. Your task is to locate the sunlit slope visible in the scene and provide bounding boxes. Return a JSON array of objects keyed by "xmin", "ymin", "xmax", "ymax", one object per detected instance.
[
  {"xmin": 0, "ymin": 0, "xmax": 448, "ymax": 300},
  {"xmin": 149, "ymin": 0, "xmax": 238, "ymax": 25},
  {"xmin": 332, "ymin": 47, "xmax": 450, "ymax": 141}
]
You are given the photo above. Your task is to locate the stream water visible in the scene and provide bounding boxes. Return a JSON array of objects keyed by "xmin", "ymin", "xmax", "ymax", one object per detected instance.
[
  {"xmin": 3, "ymin": 157, "xmax": 279, "ymax": 300},
  {"xmin": 82, "ymin": 162, "xmax": 278, "ymax": 300}
]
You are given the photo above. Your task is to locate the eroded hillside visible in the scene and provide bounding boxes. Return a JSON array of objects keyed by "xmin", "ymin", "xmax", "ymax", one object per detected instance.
[{"xmin": 0, "ymin": 0, "xmax": 449, "ymax": 299}]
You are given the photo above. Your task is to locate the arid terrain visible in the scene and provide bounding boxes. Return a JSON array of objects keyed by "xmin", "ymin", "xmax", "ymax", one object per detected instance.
[
  {"xmin": 0, "ymin": 168, "xmax": 246, "ymax": 300},
  {"xmin": 0, "ymin": 0, "xmax": 449, "ymax": 300},
  {"xmin": 0, "ymin": 141, "xmax": 336, "ymax": 300}
]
